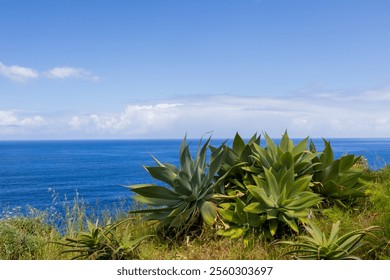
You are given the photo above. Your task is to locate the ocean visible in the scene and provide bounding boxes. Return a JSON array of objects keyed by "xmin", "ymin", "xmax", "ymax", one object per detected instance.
[{"xmin": 1, "ymin": 138, "xmax": 390, "ymax": 218}]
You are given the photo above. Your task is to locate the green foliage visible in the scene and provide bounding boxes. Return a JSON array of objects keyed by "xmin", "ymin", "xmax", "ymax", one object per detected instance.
[
  {"xmin": 251, "ymin": 131, "xmax": 320, "ymax": 177},
  {"xmin": 0, "ymin": 215, "xmax": 56, "ymax": 260},
  {"xmin": 279, "ymin": 221, "xmax": 379, "ymax": 259},
  {"xmin": 127, "ymin": 136, "xmax": 229, "ymax": 238},
  {"xmin": 126, "ymin": 131, "xmax": 373, "ymax": 245},
  {"xmin": 216, "ymin": 132, "xmax": 323, "ymax": 238},
  {"xmin": 370, "ymin": 168, "xmax": 390, "ymax": 239},
  {"xmin": 216, "ymin": 197, "xmax": 264, "ymax": 244},
  {"xmin": 310, "ymin": 139, "xmax": 368, "ymax": 207},
  {"xmin": 244, "ymin": 168, "xmax": 322, "ymax": 236},
  {"xmin": 58, "ymin": 219, "xmax": 151, "ymax": 260},
  {"xmin": 364, "ymin": 167, "xmax": 390, "ymax": 258},
  {"xmin": 212, "ymin": 133, "xmax": 261, "ymax": 189}
]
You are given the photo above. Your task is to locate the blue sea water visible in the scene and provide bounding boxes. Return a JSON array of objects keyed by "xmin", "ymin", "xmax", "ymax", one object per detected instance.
[{"xmin": 1, "ymin": 138, "xmax": 390, "ymax": 218}]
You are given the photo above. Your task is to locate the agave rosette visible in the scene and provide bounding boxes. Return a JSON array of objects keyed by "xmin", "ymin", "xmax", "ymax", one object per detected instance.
[
  {"xmin": 127, "ymin": 136, "xmax": 227, "ymax": 235},
  {"xmin": 279, "ymin": 221, "xmax": 379, "ymax": 260},
  {"xmin": 244, "ymin": 166, "xmax": 323, "ymax": 235}
]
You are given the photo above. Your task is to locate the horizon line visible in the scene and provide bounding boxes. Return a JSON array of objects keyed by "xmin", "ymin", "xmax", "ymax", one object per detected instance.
[{"xmin": 2, "ymin": 136, "xmax": 390, "ymax": 142}]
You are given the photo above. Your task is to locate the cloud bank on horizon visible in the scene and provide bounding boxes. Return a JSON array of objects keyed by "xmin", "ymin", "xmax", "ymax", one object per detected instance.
[{"xmin": 1, "ymin": 86, "xmax": 390, "ymax": 139}]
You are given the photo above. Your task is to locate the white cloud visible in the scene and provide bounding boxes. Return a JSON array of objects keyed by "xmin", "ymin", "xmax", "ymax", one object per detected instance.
[
  {"xmin": 0, "ymin": 62, "xmax": 38, "ymax": 82},
  {"xmin": 64, "ymin": 87, "xmax": 390, "ymax": 138},
  {"xmin": 0, "ymin": 61, "xmax": 99, "ymax": 82},
  {"xmin": 0, "ymin": 111, "xmax": 45, "ymax": 135},
  {"xmin": 0, "ymin": 111, "xmax": 45, "ymax": 126},
  {"xmin": 45, "ymin": 67, "xmax": 100, "ymax": 81},
  {"xmin": 3, "ymin": 85, "xmax": 390, "ymax": 139},
  {"xmin": 68, "ymin": 103, "xmax": 181, "ymax": 136}
]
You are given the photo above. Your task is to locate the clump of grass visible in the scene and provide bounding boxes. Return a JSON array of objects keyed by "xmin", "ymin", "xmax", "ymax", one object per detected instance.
[
  {"xmin": 362, "ymin": 166, "xmax": 390, "ymax": 259},
  {"xmin": 137, "ymin": 228, "xmax": 278, "ymax": 260},
  {"xmin": 0, "ymin": 207, "xmax": 60, "ymax": 259}
]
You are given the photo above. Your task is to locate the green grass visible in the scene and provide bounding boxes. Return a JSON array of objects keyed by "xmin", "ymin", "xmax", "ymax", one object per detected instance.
[
  {"xmin": 0, "ymin": 207, "xmax": 61, "ymax": 259},
  {"xmin": 1, "ymin": 167, "xmax": 390, "ymax": 260}
]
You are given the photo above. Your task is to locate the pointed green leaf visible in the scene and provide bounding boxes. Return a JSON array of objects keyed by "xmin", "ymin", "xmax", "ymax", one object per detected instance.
[
  {"xmin": 144, "ymin": 166, "xmax": 177, "ymax": 186},
  {"xmin": 280, "ymin": 152, "xmax": 294, "ymax": 169},
  {"xmin": 131, "ymin": 194, "xmax": 181, "ymax": 207},
  {"xmin": 244, "ymin": 202, "xmax": 265, "ymax": 214},
  {"xmin": 233, "ymin": 132, "xmax": 246, "ymax": 154},
  {"xmin": 279, "ymin": 131, "xmax": 290, "ymax": 152},
  {"xmin": 194, "ymin": 136, "xmax": 211, "ymax": 173},
  {"xmin": 264, "ymin": 168, "xmax": 279, "ymax": 198},
  {"xmin": 266, "ymin": 208, "xmax": 278, "ymax": 220},
  {"xmin": 207, "ymin": 146, "xmax": 226, "ymax": 182},
  {"xmin": 264, "ymin": 133, "xmax": 277, "ymax": 160},
  {"xmin": 217, "ymin": 227, "xmax": 246, "ymax": 239},
  {"xmin": 286, "ymin": 193, "xmax": 322, "ymax": 209},
  {"xmin": 322, "ymin": 160, "xmax": 340, "ymax": 182},
  {"xmin": 320, "ymin": 140, "xmax": 334, "ymax": 168},
  {"xmin": 248, "ymin": 132, "xmax": 261, "ymax": 145},
  {"xmin": 170, "ymin": 205, "xmax": 196, "ymax": 228},
  {"xmin": 269, "ymin": 219, "xmax": 279, "ymax": 236},
  {"xmin": 246, "ymin": 184, "xmax": 276, "ymax": 208},
  {"xmin": 337, "ymin": 170, "xmax": 362, "ymax": 188},
  {"xmin": 328, "ymin": 221, "xmax": 340, "ymax": 245},
  {"xmin": 128, "ymin": 184, "xmax": 178, "ymax": 199},
  {"xmin": 173, "ymin": 171, "xmax": 193, "ymax": 195},
  {"xmin": 293, "ymin": 137, "xmax": 309, "ymax": 157},
  {"xmin": 310, "ymin": 139, "xmax": 317, "ymax": 153},
  {"xmin": 180, "ymin": 143, "xmax": 193, "ymax": 175},
  {"xmin": 339, "ymin": 154, "xmax": 355, "ymax": 172},
  {"xmin": 200, "ymin": 200, "xmax": 217, "ymax": 225},
  {"xmin": 218, "ymin": 207, "xmax": 240, "ymax": 224},
  {"xmin": 289, "ymin": 175, "xmax": 312, "ymax": 197},
  {"xmin": 280, "ymin": 214, "xmax": 299, "ymax": 233},
  {"xmin": 143, "ymin": 211, "xmax": 171, "ymax": 221}
]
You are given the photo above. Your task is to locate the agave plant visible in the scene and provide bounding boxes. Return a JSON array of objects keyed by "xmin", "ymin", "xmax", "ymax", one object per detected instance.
[
  {"xmin": 213, "ymin": 133, "xmax": 260, "ymax": 180},
  {"xmin": 251, "ymin": 131, "xmax": 320, "ymax": 177},
  {"xmin": 217, "ymin": 196, "xmax": 265, "ymax": 244},
  {"xmin": 215, "ymin": 132, "xmax": 323, "ymax": 238},
  {"xmin": 310, "ymin": 139, "xmax": 368, "ymax": 207},
  {"xmin": 244, "ymin": 167, "xmax": 323, "ymax": 236},
  {"xmin": 127, "ymin": 136, "xmax": 229, "ymax": 237},
  {"xmin": 58, "ymin": 219, "xmax": 151, "ymax": 260},
  {"xmin": 279, "ymin": 221, "xmax": 379, "ymax": 260}
]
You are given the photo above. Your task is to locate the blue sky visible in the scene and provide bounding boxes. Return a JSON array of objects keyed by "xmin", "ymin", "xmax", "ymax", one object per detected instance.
[{"xmin": 1, "ymin": 0, "xmax": 390, "ymax": 139}]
